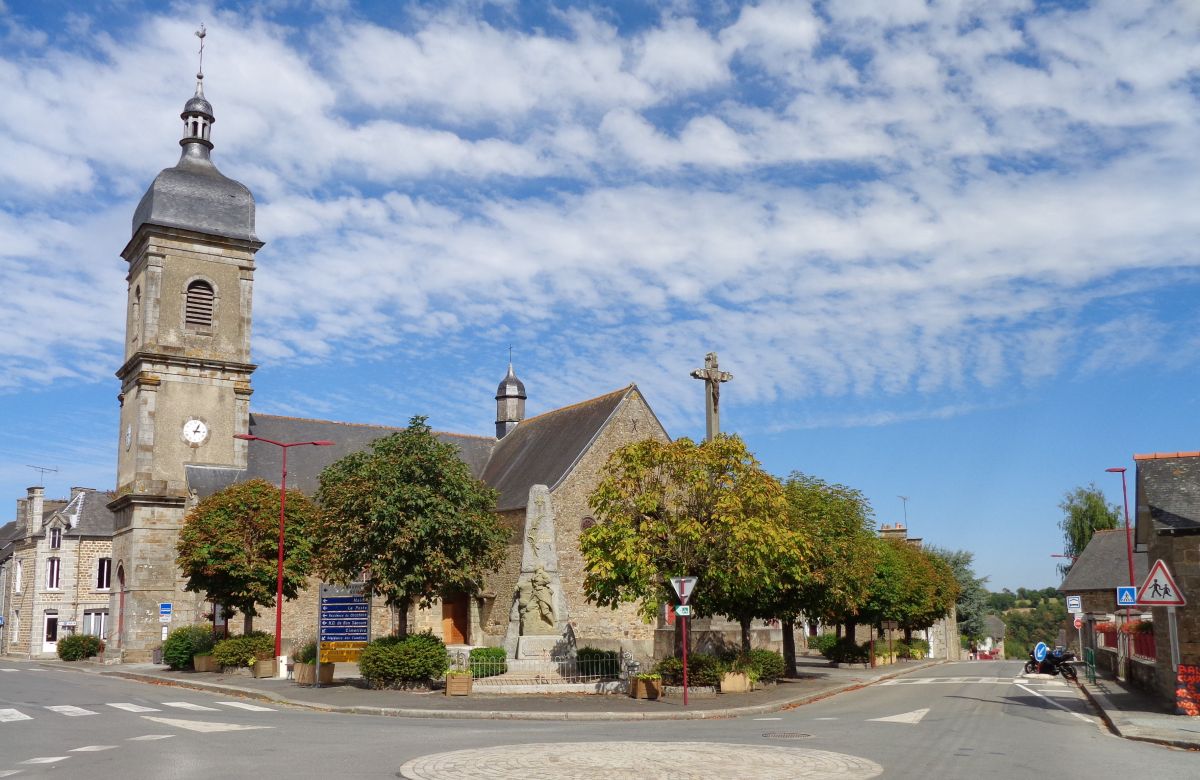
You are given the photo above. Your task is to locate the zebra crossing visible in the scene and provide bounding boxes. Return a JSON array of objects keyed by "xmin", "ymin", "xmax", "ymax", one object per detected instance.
[
  {"xmin": 879, "ymin": 675, "xmax": 1072, "ymax": 687},
  {"xmin": 0, "ymin": 699, "xmax": 276, "ymax": 723}
]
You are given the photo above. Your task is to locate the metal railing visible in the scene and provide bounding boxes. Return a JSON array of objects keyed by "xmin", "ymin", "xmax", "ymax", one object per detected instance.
[
  {"xmin": 1084, "ymin": 647, "xmax": 1096, "ymax": 684},
  {"xmin": 445, "ymin": 650, "xmax": 631, "ymax": 687}
]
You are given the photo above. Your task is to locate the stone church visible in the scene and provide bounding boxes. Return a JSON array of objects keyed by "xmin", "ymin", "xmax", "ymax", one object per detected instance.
[{"xmin": 104, "ymin": 70, "xmax": 674, "ymax": 662}]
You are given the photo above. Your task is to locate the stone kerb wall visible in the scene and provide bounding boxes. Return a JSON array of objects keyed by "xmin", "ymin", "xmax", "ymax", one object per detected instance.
[{"xmin": 548, "ymin": 391, "xmax": 668, "ymax": 662}]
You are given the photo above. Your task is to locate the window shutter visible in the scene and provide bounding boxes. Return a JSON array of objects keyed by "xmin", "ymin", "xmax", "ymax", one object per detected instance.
[{"xmin": 185, "ymin": 281, "xmax": 215, "ymax": 329}]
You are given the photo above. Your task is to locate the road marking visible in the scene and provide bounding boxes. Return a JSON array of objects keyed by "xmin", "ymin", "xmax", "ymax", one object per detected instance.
[
  {"xmin": 1014, "ymin": 683, "xmax": 1092, "ymax": 722},
  {"xmin": 0, "ymin": 770, "xmax": 22, "ymax": 777},
  {"xmin": 128, "ymin": 734, "xmax": 175, "ymax": 741},
  {"xmin": 161, "ymin": 701, "xmax": 219, "ymax": 711},
  {"xmin": 870, "ymin": 708, "xmax": 929, "ymax": 724},
  {"xmin": 70, "ymin": 746, "xmax": 117, "ymax": 752},
  {"xmin": 0, "ymin": 709, "xmax": 33, "ymax": 723},
  {"xmin": 753, "ymin": 717, "xmax": 782, "ymax": 721},
  {"xmin": 105, "ymin": 700, "xmax": 158, "ymax": 710},
  {"xmin": 142, "ymin": 716, "xmax": 273, "ymax": 733},
  {"xmin": 45, "ymin": 706, "xmax": 96, "ymax": 717},
  {"xmin": 814, "ymin": 717, "xmax": 838, "ymax": 721},
  {"xmin": 216, "ymin": 701, "xmax": 274, "ymax": 711},
  {"xmin": 20, "ymin": 757, "xmax": 69, "ymax": 764},
  {"xmin": 1, "ymin": 668, "xmax": 19, "ymax": 672}
]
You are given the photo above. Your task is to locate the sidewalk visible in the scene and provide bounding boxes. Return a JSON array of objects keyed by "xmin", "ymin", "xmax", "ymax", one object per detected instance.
[
  {"xmin": 46, "ymin": 655, "xmax": 940, "ymax": 721},
  {"xmin": 1079, "ymin": 673, "xmax": 1200, "ymax": 750}
]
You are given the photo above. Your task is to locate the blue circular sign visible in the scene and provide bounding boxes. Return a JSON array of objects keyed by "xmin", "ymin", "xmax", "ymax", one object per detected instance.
[{"xmin": 1034, "ymin": 641, "xmax": 1048, "ymax": 662}]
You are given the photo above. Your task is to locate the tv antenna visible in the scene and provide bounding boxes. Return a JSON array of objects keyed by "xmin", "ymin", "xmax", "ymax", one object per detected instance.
[
  {"xmin": 26, "ymin": 464, "xmax": 59, "ymax": 487},
  {"xmin": 897, "ymin": 495, "xmax": 909, "ymax": 525}
]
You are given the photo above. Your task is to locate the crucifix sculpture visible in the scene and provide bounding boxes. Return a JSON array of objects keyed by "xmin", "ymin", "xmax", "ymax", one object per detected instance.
[{"xmin": 690, "ymin": 352, "xmax": 733, "ymax": 441}]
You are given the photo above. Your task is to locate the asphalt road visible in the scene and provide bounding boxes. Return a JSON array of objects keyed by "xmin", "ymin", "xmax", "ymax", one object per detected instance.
[{"xmin": 1, "ymin": 659, "xmax": 1195, "ymax": 778}]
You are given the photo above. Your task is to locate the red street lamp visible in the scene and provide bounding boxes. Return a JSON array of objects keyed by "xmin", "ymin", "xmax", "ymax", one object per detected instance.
[
  {"xmin": 1105, "ymin": 467, "xmax": 1136, "ymax": 588},
  {"xmin": 234, "ymin": 434, "xmax": 333, "ymax": 664}
]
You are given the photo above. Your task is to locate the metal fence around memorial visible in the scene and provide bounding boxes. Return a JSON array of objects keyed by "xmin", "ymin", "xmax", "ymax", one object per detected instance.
[{"xmin": 445, "ymin": 650, "xmax": 630, "ymax": 686}]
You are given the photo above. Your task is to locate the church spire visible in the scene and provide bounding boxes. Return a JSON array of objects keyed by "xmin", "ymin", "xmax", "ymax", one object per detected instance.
[
  {"xmin": 180, "ymin": 24, "xmax": 214, "ymax": 156},
  {"xmin": 495, "ymin": 354, "xmax": 527, "ymax": 439}
]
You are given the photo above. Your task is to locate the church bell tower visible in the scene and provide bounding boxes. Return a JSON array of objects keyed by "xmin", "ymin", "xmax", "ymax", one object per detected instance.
[{"xmin": 109, "ymin": 32, "xmax": 260, "ymax": 659}]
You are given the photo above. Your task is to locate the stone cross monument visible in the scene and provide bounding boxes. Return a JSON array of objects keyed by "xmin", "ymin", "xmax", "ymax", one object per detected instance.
[{"xmin": 690, "ymin": 352, "xmax": 733, "ymax": 441}]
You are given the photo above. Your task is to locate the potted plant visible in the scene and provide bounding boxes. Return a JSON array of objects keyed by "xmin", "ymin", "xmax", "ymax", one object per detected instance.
[
  {"xmin": 445, "ymin": 670, "xmax": 473, "ymax": 696},
  {"xmin": 630, "ymin": 673, "xmax": 662, "ymax": 700},
  {"xmin": 192, "ymin": 653, "xmax": 218, "ymax": 673},
  {"xmin": 292, "ymin": 641, "xmax": 334, "ymax": 686},
  {"xmin": 252, "ymin": 654, "xmax": 277, "ymax": 678}
]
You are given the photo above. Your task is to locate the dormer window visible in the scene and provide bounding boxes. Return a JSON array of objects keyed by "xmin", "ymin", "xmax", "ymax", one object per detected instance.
[
  {"xmin": 50, "ymin": 527, "xmax": 61, "ymax": 549},
  {"xmin": 185, "ymin": 280, "xmax": 215, "ymax": 330}
]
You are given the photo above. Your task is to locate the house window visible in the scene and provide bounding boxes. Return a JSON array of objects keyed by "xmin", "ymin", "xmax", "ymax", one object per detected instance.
[
  {"xmin": 47, "ymin": 557, "xmax": 60, "ymax": 589},
  {"xmin": 96, "ymin": 557, "xmax": 112, "ymax": 590},
  {"xmin": 50, "ymin": 527, "xmax": 61, "ymax": 549},
  {"xmin": 83, "ymin": 610, "xmax": 108, "ymax": 638},
  {"xmin": 13, "ymin": 560, "xmax": 21, "ymax": 593},
  {"xmin": 185, "ymin": 280, "xmax": 215, "ymax": 329}
]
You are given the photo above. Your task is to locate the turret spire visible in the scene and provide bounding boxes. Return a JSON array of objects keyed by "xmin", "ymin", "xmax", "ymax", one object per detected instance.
[
  {"xmin": 181, "ymin": 24, "xmax": 214, "ymax": 155},
  {"xmin": 495, "ymin": 354, "xmax": 527, "ymax": 439}
]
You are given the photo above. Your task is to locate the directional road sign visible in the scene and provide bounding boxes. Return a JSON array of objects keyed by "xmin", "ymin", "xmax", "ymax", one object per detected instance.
[
  {"xmin": 1116, "ymin": 586, "xmax": 1138, "ymax": 607},
  {"xmin": 1136, "ymin": 559, "xmax": 1186, "ymax": 606},
  {"xmin": 1066, "ymin": 595, "xmax": 1082, "ymax": 614},
  {"xmin": 669, "ymin": 576, "xmax": 698, "ymax": 605},
  {"xmin": 675, "ymin": 605, "xmax": 692, "ymax": 617},
  {"xmin": 1034, "ymin": 641, "xmax": 1049, "ymax": 663}
]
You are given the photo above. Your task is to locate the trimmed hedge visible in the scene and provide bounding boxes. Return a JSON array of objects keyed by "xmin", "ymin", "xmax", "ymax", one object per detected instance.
[
  {"xmin": 810, "ymin": 633, "xmax": 838, "ymax": 656},
  {"xmin": 825, "ymin": 637, "xmax": 870, "ymax": 664},
  {"xmin": 359, "ymin": 631, "xmax": 449, "ymax": 689},
  {"xmin": 653, "ymin": 653, "xmax": 724, "ymax": 687},
  {"xmin": 468, "ymin": 646, "xmax": 507, "ymax": 678},
  {"xmin": 57, "ymin": 634, "xmax": 104, "ymax": 662},
  {"xmin": 162, "ymin": 625, "xmax": 218, "ymax": 670},
  {"xmin": 746, "ymin": 649, "xmax": 786, "ymax": 682},
  {"xmin": 576, "ymin": 647, "xmax": 620, "ymax": 677},
  {"xmin": 212, "ymin": 632, "xmax": 274, "ymax": 668}
]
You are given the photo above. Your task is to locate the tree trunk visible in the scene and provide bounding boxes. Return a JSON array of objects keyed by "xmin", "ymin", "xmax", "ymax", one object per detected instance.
[
  {"xmin": 782, "ymin": 618, "xmax": 798, "ymax": 678},
  {"xmin": 904, "ymin": 627, "xmax": 913, "ymax": 643},
  {"xmin": 739, "ymin": 615, "xmax": 752, "ymax": 656},
  {"xmin": 845, "ymin": 619, "xmax": 858, "ymax": 642},
  {"xmin": 242, "ymin": 612, "xmax": 253, "ymax": 635},
  {"xmin": 835, "ymin": 623, "xmax": 842, "ymax": 639},
  {"xmin": 394, "ymin": 598, "xmax": 410, "ymax": 638}
]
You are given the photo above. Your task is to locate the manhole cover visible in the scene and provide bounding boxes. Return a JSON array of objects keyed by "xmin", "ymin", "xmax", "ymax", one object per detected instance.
[{"xmin": 762, "ymin": 732, "xmax": 812, "ymax": 739}]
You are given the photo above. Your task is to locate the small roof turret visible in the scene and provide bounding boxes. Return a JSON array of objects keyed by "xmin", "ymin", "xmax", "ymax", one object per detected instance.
[{"xmin": 496, "ymin": 361, "xmax": 527, "ymax": 400}]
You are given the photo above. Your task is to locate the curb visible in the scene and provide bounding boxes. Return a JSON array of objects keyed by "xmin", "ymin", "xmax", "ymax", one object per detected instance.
[
  {"xmin": 1077, "ymin": 680, "xmax": 1200, "ymax": 752},
  {"xmin": 84, "ymin": 658, "xmax": 944, "ymax": 722}
]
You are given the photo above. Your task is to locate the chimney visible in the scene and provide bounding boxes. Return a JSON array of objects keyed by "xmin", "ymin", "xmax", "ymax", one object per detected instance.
[
  {"xmin": 71, "ymin": 486, "xmax": 90, "ymax": 500},
  {"xmin": 879, "ymin": 522, "xmax": 908, "ymax": 541},
  {"xmin": 26, "ymin": 486, "xmax": 44, "ymax": 534},
  {"xmin": 16, "ymin": 498, "xmax": 27, "ymax": 527}
]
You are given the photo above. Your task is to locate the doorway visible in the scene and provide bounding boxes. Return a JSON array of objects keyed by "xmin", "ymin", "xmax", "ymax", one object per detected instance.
[
  {"xmin": 42, "ymin": 613, "xmax": 59, "ymax": 654},
  {"xmin": 441, "ymin": 593, "xmax": 470, "ymax": 645}
]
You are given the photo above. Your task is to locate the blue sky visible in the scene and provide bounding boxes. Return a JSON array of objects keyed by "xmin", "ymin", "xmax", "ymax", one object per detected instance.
[{"xmin": 1, "ymin": 1, "xmax": 1197, "ymax": 591}]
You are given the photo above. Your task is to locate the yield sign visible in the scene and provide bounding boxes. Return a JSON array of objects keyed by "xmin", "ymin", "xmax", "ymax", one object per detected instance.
[
  {"xmin": 670, "ymin": 576, "xmax": 698, "ymax": 604},
  {"xmin": 1136, "ymin": 559, "xmax": 1186, "ymax": 606}
]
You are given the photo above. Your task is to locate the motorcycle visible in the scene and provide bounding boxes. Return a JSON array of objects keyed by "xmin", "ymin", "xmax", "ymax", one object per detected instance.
[{"xmin": 1024, "ymin": 645, "xmax": 1078, "ymax": 681}]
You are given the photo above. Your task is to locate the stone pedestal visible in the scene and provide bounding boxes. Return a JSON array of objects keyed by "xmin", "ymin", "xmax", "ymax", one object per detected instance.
[{"xmin": 516, "ymin": 635, "xmax": 561, "ymax": 660}]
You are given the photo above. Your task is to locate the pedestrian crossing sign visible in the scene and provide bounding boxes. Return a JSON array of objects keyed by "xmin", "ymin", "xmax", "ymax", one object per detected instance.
[
  {"xmin": 1116, "ymin": 586, "xmax": 1137, "ymax": 606},
  {"xmin": 1136, "ymin": 559, "xmax": 1186, "ymax": 606}
]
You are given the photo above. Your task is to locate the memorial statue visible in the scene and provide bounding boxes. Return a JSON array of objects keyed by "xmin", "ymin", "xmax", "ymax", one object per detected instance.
[{"xmin": 518, "ymin": 566, "xmax": 557, "ymax": 635}]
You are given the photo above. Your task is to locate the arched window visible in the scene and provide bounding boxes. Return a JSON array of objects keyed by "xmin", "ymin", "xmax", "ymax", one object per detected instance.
[{"xmin": 185, "ymin": 280, "xmax": 215, "ymax": 330}]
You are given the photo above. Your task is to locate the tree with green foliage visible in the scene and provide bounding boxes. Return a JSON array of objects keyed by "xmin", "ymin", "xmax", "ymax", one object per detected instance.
[
  {"xmin": 312, "ymin": 416, "xmax": 507, "ymax": 637},
  {"xmin": 582, "ymin": 434, "xmax": 807, "ymax": 654},
  {"xmin": 176, "ymin": 478, "xmax": 319, "ymax": 633},
  {"xmin": 862, "ymin": 538, "xmax": 959, "ymax": 639},
  {"xmin": 1058, "ymin": 484, "xmax": 1120, "ymax": 575},
  {"xmin": 777, "ymin": 472, "xmax": 878, "ymax": 675},
  {"xmin": 1003, "ymin": 599, "xmax": 1068, "ymax": 658},
  {"xmin": 927, "ymin": 547, "xmax": 989, "ymax": 642}
]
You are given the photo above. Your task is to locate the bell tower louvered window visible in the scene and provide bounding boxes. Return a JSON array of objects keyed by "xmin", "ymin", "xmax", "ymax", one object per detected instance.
[{"xmin": 185, "ymin": 280, "xmax": 215, "ymax": 330}]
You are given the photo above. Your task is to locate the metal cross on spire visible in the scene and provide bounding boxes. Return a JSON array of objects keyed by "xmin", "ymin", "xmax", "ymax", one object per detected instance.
[
  {"xmin": 195, "ymin": 23, "xmax": 207, "ymax": 80},
  {"xmin": 690, "ymin": 352, "xmax": 733, "ymax": 442}
]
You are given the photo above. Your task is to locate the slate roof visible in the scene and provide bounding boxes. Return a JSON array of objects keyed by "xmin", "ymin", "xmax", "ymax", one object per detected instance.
[
  {"xmin": 185, "ymin": 386, "xmax": 640, "ymax": 512},
  {"xmin": 131, "ymin": 146, "xmax": 256, "ymax": 243},
  {"xmin": 0, "ymin": 520, "xmax": 18, "ymax": 560},
  {"xmin": 984, "ymin": 614, "xmax": 1006, "ymax": 640},
  {"xmin": 1059, "ymin": 529, "xmax": 1149, "ymax": 593},
  {"xmin": 1134, "ymin": 454, "xmax": 1200, "ymax": 544},
  {"xmin": 58, "ymin": 490, "xmax": 117, "ymax": 538}
]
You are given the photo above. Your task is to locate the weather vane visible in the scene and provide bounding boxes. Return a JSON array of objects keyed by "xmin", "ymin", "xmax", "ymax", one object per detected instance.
[{"xmin": 196, "ymin": 23, "xmax": 206, "ymax": 79}]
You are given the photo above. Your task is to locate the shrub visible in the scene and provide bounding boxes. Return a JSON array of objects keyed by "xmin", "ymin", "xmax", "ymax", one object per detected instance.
[
  {"xmin": 746, "ymin": 649, "xmax": 786, "ymax": 682},
  {"xmin": 576, "ymin": 647, "xmax": 621, "ymax": 677},
  {"xmin": 652, "ymin": 653, "xmax": 723, "ymax": 687},
  {"xmin": 810, "ymin": 633, "xmax": 839, "ymax": 657},
  {"xmin": 904, "ymin": 638, "xmax": 929, "ymax": 659},
  {"xmin": 468, "ymin": 646, "xmax": 507, "ymax": 678},
  {"xmin": 825, "ymin": 637, "xmax": 870, "ymax": 664},
  {"xmin": 162, "ymin": 625, "xmax": 218, "ymax": 670},
  {"xmin": 293, "ymin": 641, "xmax": 317, "ymax": 665},
  {"xmin": 212, "ymin": 632, "xmax": 275, "ymax": 668},
  {"xmin": 57, "ymin": 634, "xmax": 104, "ymax": 662},
  {"xmin": 359, "ymin": 631, "xmax": 449, "ymax": 688}
]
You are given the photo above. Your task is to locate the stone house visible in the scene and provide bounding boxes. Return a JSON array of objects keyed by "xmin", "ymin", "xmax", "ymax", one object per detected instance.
[
  {"xmin": 0, "ymin": 487, "xmax": 115, "ymax": 658},
  {"xmin": 1134, "ymin": 453, "xmax": 1200, "ymax": 706}
]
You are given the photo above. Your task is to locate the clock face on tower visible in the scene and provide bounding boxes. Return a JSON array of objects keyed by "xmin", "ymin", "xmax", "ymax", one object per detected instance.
[{"xmin": 182, "ymin": 418, "xmax": 209, "ymax": 446}]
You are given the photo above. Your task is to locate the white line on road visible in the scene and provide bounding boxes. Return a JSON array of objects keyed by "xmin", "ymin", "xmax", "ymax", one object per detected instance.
[
  {"xmin": 141, "ymin": 716, "xmax": 273, "ymax": 733},
  {"xmin": 161, "ymin": 701, "xmax": 219, "ymax": 711},
  {"xmin": 870, "ymin": 708, "xmax": 930, "ymax": 724},
  {"xmin": 752, "ymin": 717, "xmax": 782, "ymax": 721},
  {"xmin": 45, "ymin": 706, "xmax": 96, "ymax": 717},
  {"xmin": 216, "ymin": 701, "xmax": 275, "ymax": 711},
  {"xmin": 107, "ymin": 703, "xmax": 160, "ymax": 713},
  {"xmin": 814, "ymin": 717, "xmax": 838, "ymax": 720},
  {"xmin": 20, "ymin": 757, "xmax": 69, "ymax": 764},
  {"xmin": 128, "ymin": 735, "xmax": 174, "ymax": 741},
  {"xmin": 0, "ymin": 709, "xmax": 33, "ymax": 723},
  {"xmin": 0, "ymin": 770, "xmax": 22, "ymax": 777},
  {"xmin": 1, "ymin": 668, "xmax": 19, "ymax": 672},
  {"xmin": 1015, "ymin": 683, "xmax": 1092, "ymax": 722},
  {"xmin": 70, "ymin": 746, "xmax": 117, "ymax": 752}
]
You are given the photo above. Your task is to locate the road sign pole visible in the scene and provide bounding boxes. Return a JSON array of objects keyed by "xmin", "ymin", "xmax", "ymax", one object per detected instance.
[
  {"xmin": 681, "ymin": 580, "xmax": 689, "ymax": 707},
  {"xmin": 315, "ymin": 593, "xmax": 322, "ymax": 689},
  {"xmin": 1168, "ymin": 606, "xmax": 1181, "ymax": 673}
]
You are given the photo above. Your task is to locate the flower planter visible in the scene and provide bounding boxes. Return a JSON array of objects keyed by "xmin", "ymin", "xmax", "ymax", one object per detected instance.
[
  {"xmin": 720, "ymin": 671, "xmax": 750, "ymax": 693},
  {"xmin": 630, "ymin": 678, "xmax": 662, "ymax": 700},
  {"xmin": 192, "ymin": 654, "xmax": 218, "ymax": 673},
  {"xmin": 294, "ymin": 662, "xmax": 334, "ymax": 686},
  {"xmin": 251, "ymin": 658, "xmax": 277, "ymax": 679},
  {"xmin": 445, "ymin": 674, "xmax": 473, "ymax": 696}
]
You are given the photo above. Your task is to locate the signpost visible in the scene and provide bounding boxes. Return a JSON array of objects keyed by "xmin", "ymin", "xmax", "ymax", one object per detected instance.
[
  {"xmin": 669, "ymin": 576, "xmax": 697, "ymax": 706},
  {"xmin": 159, "ymin": 602, "xmax": 173, "ymax": 624},
  {"xmin": 1116, "ymin": 587, "xmax": 1137, "ymax": 607},
  {"xmin": 1136, "ymin": 559, "xmax": 1186, "ymax": 703},
  {"xmin": 1073, "ymin": 617, "xmax": 1082, "ymax": 629},
  {"xmin": 317, "ymin": 582, "xmax": 370, "ymax": 688},
  {"xmin": 1066, "ymin": 595, "xmax": 1082, "ymax": 614}
]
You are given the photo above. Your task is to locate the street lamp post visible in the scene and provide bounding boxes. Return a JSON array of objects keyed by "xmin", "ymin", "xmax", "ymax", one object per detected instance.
[
  {"xmin": 1105, "ymin": 466, "xmax": 1136, "ymax": 681},
  {"xmin": 234, "ymin": 434, "xmax": 333, "ymax": 669}
]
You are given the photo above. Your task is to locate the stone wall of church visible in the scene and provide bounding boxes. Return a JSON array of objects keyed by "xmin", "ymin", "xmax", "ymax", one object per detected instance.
[
  {"xmin": 479, "ymin": 508, "xmax": 527, "ymax": 643},
  {"xmin": 1147, "ymin": 532, "xmax": 1199, "ymax": 705},
  {"xmin": 548, "ymin": 390, "xmax": 670, "ymax": 663}
]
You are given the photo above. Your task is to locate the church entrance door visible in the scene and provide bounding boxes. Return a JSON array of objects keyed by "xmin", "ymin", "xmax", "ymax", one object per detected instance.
[{"xmin": 441, "ymin": 593, "xmax": 470, "ymax": 645}]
